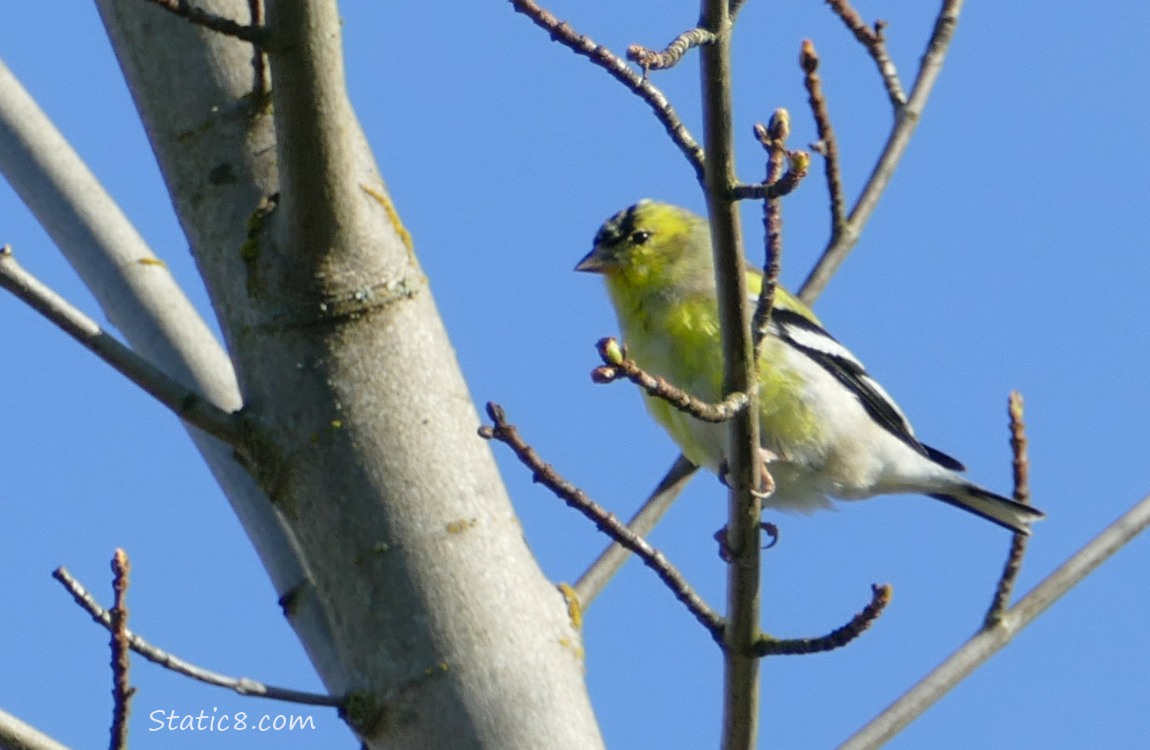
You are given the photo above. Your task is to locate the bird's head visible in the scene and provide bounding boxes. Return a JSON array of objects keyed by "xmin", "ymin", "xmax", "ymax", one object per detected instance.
[{"xmin": 575, "ymin": 201, "xmax": 713, "ymax": 291}]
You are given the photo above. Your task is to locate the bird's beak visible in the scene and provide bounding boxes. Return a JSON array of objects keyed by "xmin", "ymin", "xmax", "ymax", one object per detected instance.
[{"xmin": 574, "ymin": 246, "xmax": 605, "ymax": 273}]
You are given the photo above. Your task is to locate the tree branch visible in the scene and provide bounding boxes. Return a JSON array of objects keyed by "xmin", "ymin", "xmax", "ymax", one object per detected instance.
[
  {"xmin": 799, "ymin": 0, "xmax": 965, "ymax": 304},
  {"xmin": 0, "ymin": 709, "xmax": 69, "ymax": 750},
  {"xmin": 755, "ymin": 584, "xmax": 891, "ymax": 656},
  {"xmin": 698, "ymin": 1, "xmax": 763, "ymax": 746},
  {"xmin": 627, "ymin": 28, "xmax": 716, "ymax": 72},
  {"xmin": 574, "ymin": 454, "xmax": 698, "ymax": 608},
  {"xmin": 985, "ymin": 391, "xmax": 1032, "ymax": 625},
  {"xmin": 509, "ymin": 0, "xmax": 706, "ymax": 181},
  {"xmin": 0, "ymin": 57, "xmax": 241, "ymax": 409},
  {"xmin": 824, "ymin": 0, "xmax": 906, "ymax": 108},
  {"xmin": 52, "ymin": 566, "xmax": 342, "ymax": 707},
  {"xmin": 592, "ymin": 337, "xmax": 748, "ymax": 423},
  {"xmin": 0, "ymin": 43, "xmax": 312, "ymax": 613},
  {"xmin": 750, "ymin": 110, "xmax": 791, "ymax": 360},
  {"xmin": 109, "ymin": 549, "xmax": 135, "ymax": 750},
  {"xmin": 799, "ymin": 39, "xmax": 848, "ymax": 250},
  {"xmin": 731, "ymin": 149, "xmax": 809, "ymax": 202},
  {"xmin": 266, "ymin": 0, "xmax": 368, "ymax": 259},
  {"xmin": 838, "ymin": 493, "xmax": 1150, "ymax": 750},
  {"xmin": 480, "ymin": 403, "xmax": 725, "ymax": 639},
  {"xmin": 0, "ymin": 247, "xmax": 246, "ymax": 448}
]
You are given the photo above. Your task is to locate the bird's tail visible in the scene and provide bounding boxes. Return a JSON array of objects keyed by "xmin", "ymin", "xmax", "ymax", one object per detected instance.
[{"xmin": 928, "ymin": 485, "xmax": 1045, "ymax": 535}]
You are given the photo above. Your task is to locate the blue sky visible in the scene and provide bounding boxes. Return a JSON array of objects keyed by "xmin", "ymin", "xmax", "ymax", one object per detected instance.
[{"xmin": 2, "ymin": 3, "xmax": 1149, "ymax": 748}]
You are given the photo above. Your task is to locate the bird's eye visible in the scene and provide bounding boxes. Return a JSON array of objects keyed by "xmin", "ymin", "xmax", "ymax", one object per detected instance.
[{"xmin": 631, "ymin": 230, "xmax": 652, "ymax": 245}]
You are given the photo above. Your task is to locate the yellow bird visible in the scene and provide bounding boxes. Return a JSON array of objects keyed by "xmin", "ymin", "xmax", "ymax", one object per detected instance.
[{"xmin": 576, "ymin": 201, "xmax": 1044, "ymax": 534}]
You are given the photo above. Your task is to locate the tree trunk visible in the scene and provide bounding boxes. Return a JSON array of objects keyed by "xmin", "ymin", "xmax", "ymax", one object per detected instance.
[{"xmin": 93, "ymin": 1, "xmax": 603, "ymax": 746}]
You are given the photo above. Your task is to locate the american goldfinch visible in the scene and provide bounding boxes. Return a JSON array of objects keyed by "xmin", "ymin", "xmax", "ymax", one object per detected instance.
[{"xmin": 575, "ymin": 200, "xmax": 1044, "ymax": 534}]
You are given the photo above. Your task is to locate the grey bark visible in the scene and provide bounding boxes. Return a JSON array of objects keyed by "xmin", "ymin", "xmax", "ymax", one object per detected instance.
[{"xmin": 6, "ymin": 0, "xmax": 603, "ymax": 746}]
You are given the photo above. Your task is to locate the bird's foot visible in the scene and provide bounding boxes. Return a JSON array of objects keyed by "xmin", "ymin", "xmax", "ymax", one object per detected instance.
[
  {"xmin": 718, "ymin": 449, "xmax": 778, "ymax": 499},
  {"xmin": 714, "ymin": 521, "xmax": 780, "ymax": 563}
]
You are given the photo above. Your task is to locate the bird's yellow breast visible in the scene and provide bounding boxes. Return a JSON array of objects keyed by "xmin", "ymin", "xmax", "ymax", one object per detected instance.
[{"xmin": 606, "ymin": 277, "xmax": 823, "ymax": 470}]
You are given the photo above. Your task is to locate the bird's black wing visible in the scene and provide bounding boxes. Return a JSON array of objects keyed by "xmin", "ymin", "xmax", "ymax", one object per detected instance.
[{"xmin": 769, "ymin": 307, "xmax": 965, "ymax": 472}]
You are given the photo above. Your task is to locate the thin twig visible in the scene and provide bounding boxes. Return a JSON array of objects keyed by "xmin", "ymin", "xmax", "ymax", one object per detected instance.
[
  {"xmin": 141, "ymin": 0, "xmax": 269, "ymax": 44},
  {"xmin": 52, "ymin": 567, "xmax": 342, "ymax": 707},
  {"xmin": 799, "ymin": 0, "xmax": 965, "ymax": 304},
  {"xmin": 750, "ymin": 110, "xmax": 789, "ymax": 360},
  {"xmin": 824, "ymin": 0, "xmax": 906, "ymax": 108},
  {"xmin": 509, "ymin": 0, "xmax": 706, "ymax": 181},
  {"xmin": 592, "ymin": 337, "xmax": 747, "ymax": 423},
  {"xmin": 109, "ymin": 550, "xmax": 134, "ymax": 750},
  {"xmin": 985, "ymin": 391, "xmax": 1032, "ymax": 626},
  {"xmin": 731, "ymin": 151, "xmax": 809, "ymax": 201},
  {"xmin": 628, "ymin": 28, "xmax": 716, "ymax": 72},
  {"xmin": 0, "ymin": 247, "xmax": 245, "ymax": 449},
  {"xmin": 800, "ymin": 40, "xmax": 848, "ymax": 250},
  {"xmin": 479, "ymin": 403, "xmax": 725, "ymax": 639},
  {"xmin": 756, "ymin": 584, "xmax": 891, "ymax": 656},
  {"xmin": 839, "ymin": 493, "xmax": 1150, "ymax": 750},
  {"xmin": 574, "ymin": 454, "xmax": 698, "ymax": 607}
]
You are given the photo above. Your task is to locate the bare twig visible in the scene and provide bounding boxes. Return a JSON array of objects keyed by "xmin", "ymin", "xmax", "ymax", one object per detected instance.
[
  {"xmin": 574, "ymin": 454, "xmax": 698, "ymax": 607},
  {"xmin": 839, "ymin": 494, "xmax": 1150, "ymax": 750},
  {"xmin": 479, "ymin": 403, "xmax": 725, "ymax": 639},
  {"xmin": 800, "ymin": 40, "xmax": 848, "ymax": 249},
  {"xmin": 824, "ymin": 0, "xmax": 906, "ymax": 108},
  {"xmin": 799, "ymin": 0, "xmax": 965, "ymax": 304},
  {"xmin": 750, "ymin": 110, "xmax": 789, "ymax": 359},
  {"xmin": 593, "ymin": 337, "xmax": 748, "ymax": 423},
  {"xmin": 141, "ymin": 0, "xmax": 269, "ymax": 44},
  {"xmin": 628, "ymin": 28, "xmax": 717, "ymax": 72},
  {"xmin": 731, "ymin": 151, "xmax": 809, "ymax": 202},
  {"xmin": 52, "ymin": 567, "xmax": 341, "ymax": 707},
  {"xmin": 756, "ymin": 584, "xmax": 891, "ymax": 656},
  {"xmin": 0, "ymin": 247, "xmax": 245, "ymax": 449},
  {"xmin": 109, "ymin": 550, "xmax": 134, "ymax": 750},
  {"xmin": 509, "ymin": 0, "xmax": 706, "ymax": 181},
  {"xmin": 985, "ymin": 391, "xmax": 1032, "ymax": 625}
]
